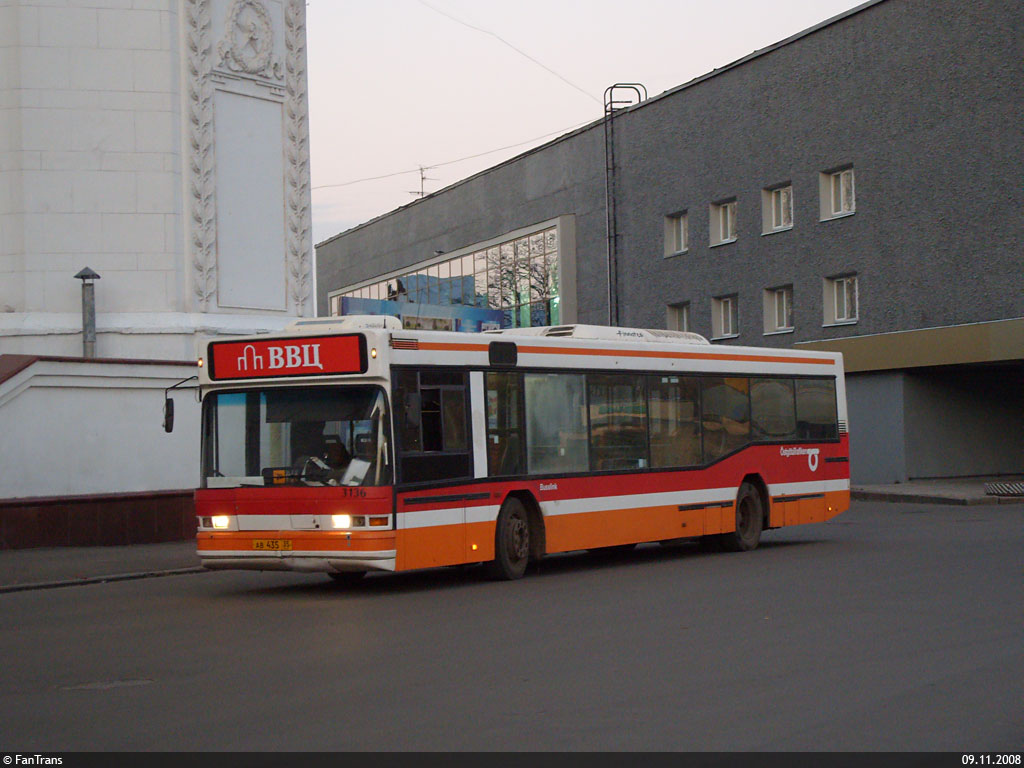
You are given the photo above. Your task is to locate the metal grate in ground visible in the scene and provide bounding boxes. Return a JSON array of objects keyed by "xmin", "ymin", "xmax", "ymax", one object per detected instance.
[{"xmin": 984, "ymin": 482, "xmax": 1024, "ymax": 497}]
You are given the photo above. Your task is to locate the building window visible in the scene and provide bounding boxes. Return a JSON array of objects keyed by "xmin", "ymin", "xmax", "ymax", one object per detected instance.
[
  {"xmin": 711, "ymin": 294, "xmax": 738, "ymax": 339},
  {"xmin": 664, "ymin": 211, "xmax": 688, "ymax": 256},
  {"xmin": 329, "ymin": 224, "xmax": 561, "ymax": 330},
  {"xmin": 666, "ymin": 302, "xmax": 690, "ymax": 332},
  {"xmin": 820, "ymin": 166, "xmax": 855, "ymax": 220},
  {"xmin": 762, "ymin": 185, "xmax": 793, "ymax": 234},
  {"xmin": 824, "ymin": 274, "xmax": 858, "ymax": 325},
  {"xmin": 831, "ymin": 169, "xmax": 855, "ymax": 214},
  {"xmin": 710, "ymin": 200, "xmax": 737, "ymax": 246},
  {"xmin": 763, "ymin": 285, "xmax": 793, "ymax": 334}
]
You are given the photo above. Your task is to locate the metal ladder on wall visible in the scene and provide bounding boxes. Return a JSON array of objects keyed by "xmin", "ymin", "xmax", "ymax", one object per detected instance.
[{"xmin": 603, "ymin": 83, "xmax": 647, "ymax": 327}]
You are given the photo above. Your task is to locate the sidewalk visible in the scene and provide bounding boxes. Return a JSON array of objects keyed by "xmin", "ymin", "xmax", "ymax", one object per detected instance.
[
  {"xmin": 0, "ymin": 539, "xmax": 203, "ymax": 593},
  {"xmin": 1, "ymin": 479, "xmax": 1021, "ymax": 593},
  {"xmin": 852, "ymin": 475, "xmax": 1024, "ymax": 506}
]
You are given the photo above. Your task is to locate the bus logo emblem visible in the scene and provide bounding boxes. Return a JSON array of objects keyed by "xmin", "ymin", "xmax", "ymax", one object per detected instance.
[
  {"xmin": 780, "ymin": 446, "xmax": 820, "ymax": 472},
  {"xmin": 237, "ymin": 345, "xmax": 264, "ymax": 372}
]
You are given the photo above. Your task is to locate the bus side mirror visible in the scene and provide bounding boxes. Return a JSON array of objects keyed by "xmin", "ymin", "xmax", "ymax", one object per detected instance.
[{"xmin": 163, "ymin": 374, "xmax": 197, "ymax": 433}]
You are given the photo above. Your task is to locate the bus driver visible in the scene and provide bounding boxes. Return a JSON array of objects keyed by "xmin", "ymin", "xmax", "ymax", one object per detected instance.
[{"xmin": 291, "ymin": 423, "xmax": 352, "ymax": 484}]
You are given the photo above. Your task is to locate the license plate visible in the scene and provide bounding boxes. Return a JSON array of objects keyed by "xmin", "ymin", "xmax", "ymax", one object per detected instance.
[{"xmin": 252, "ymin": 539, "xmax": 293, "ymax": 551}]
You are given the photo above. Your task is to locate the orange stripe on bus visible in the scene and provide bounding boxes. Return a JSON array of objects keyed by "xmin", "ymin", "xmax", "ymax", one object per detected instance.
[
  {"xmin": 391, "ymin": 504, "xmax": 745, "ymax": 569},
  {"xmin": 769, "ymin": 490, "xmax": 848, "ymax": 528},
  {"xmin": 545, "ymin": 503, "xmax": 735, "ymax": 553},
  {"xmin": 395, "ymin": 521, "xmax": 495, "ymax": 571},
  {"xmin": 824, "ymin": 490, "xmax": 849, "ymax": 521},
  {"xmin": 415, "ymin": 341, "xmax": 834, "ymax": 366},
  {"xmin": 416, "ymin": 342, "xmax": 490, "ymax": 352}
]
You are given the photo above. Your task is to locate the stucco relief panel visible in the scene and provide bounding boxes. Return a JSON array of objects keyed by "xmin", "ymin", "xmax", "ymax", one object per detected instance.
[
  {"xmin": 184, "ymin": 0, "xmax": 312, "ymax": 315},
  {"xmin": 216, "ymin": 0, "xmax": 285, "ymax": 81}
]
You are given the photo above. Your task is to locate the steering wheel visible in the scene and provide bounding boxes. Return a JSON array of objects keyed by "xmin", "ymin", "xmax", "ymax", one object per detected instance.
[{"xmin": 292, "ymin": 455, "xmax": 330, "ymax": 482}]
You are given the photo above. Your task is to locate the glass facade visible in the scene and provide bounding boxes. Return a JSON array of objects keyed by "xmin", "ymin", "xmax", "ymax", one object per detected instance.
[{"xmin": 332, "ymin": 225, "xmax": 561, "ymax": 329}]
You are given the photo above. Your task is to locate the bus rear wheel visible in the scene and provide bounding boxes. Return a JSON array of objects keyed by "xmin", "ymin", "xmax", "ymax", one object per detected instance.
[
  {"xmin": 486, "ymin": 497, "xmax": 531, "ymax": 580},
  {"xmin": 719, "ymin": 481, "xmax": 763, "ymax": 552}
]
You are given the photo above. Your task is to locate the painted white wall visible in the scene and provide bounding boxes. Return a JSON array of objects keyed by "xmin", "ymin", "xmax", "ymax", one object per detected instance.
[
  {"xmin": 0, "ymin": 358, "xmax": 201, "ymax": 499},
  {"xmin": 0, "ymin": 311, "xmax": 294, "ymax": 359},
  {"xmin": 0, "ymin": 1, "xmax": 183, "ymax": 318}
]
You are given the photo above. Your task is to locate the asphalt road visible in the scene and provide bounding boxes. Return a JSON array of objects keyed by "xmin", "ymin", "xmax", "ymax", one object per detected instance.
[{"xmin": 1, "ymin": 500, "xmax": 1021, "ymax": 751}]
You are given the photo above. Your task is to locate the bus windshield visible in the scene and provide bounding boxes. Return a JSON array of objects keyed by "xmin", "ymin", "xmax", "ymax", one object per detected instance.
[{"xmin": 202, "ymin": 385, "xmax": 391, "ymax": 488}]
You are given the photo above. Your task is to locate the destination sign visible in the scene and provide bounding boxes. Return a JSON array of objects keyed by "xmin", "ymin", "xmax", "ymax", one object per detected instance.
[{"xmin": 208, "ymin": 334, "xmax": 367, "ymax": 380}]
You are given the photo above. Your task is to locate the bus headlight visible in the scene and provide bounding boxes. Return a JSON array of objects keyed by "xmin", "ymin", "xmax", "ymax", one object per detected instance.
[
  {"xmin": 211, "ymin": 515, "xmax": 230, "ymax": 529},
  {"xmin": 332, "ymin": 514, "xmax": 352, "ymax": 529}
]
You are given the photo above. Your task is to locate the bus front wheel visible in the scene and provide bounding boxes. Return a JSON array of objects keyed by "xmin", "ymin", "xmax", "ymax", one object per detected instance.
[
  {"xmin": 719, "ymin": 482, "xmax": 763, "ymax": 552},
  {"xmin": 486, "ymin": 497, "xmax": 531, "ymax": 580}
]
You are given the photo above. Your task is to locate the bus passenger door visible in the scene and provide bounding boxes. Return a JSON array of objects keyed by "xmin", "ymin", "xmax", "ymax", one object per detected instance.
[{"xmin": 392, "ymin": 367, "xmax": 473, "ymax": 570}]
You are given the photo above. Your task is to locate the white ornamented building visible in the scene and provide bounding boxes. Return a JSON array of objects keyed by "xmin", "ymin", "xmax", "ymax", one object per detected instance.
[
  {"xmin": 0, "ymin": 0, "xmax": 314, "ymax": 359},
  {"xmin": 0, "ymin": 0, "xmax": 314, "ymax": 540}
]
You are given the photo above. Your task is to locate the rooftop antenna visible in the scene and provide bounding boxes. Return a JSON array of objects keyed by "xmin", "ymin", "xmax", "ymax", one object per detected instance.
[{"xmin": 407, "ymin": 165, "xmax": 438, "ymax": 198}]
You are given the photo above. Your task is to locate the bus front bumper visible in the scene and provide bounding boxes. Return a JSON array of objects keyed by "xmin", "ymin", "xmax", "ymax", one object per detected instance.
[{"xmin": 197, "ymin": 532, "xmax": 397, "ymax": 573}]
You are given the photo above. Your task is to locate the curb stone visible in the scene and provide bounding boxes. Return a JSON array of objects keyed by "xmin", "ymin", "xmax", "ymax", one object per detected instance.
[{"xmin": 0, "ymin": 566, "xmax": 206, "ymax": 594}]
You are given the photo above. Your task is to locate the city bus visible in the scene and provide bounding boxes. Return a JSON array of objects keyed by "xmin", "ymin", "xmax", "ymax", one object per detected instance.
[{"xmin": 188, "ymin": 316, "xmax": 849, "ymax": 581}]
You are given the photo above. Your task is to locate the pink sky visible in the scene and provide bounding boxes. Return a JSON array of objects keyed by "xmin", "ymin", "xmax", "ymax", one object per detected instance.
[{"xmin": 307, "ymin": 0, "xmax": 864, "ymax": 245}]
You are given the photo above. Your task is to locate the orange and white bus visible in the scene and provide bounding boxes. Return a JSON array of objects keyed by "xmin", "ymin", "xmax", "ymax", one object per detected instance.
[{"xmin": 192, "ymin": 316, "xmax": 849, "ymax": 581}]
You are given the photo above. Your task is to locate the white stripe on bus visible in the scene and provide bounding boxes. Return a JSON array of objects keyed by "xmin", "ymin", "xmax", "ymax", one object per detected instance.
[
  {"xmin": 768, "ymin": 479, "xmax": 850, "ymax": 495},
  {"xmin": 234, "ymin": 481, "xmax": 849, "ymax": 533}
]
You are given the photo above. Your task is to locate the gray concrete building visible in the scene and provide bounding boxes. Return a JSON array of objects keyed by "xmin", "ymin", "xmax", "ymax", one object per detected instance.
[{"xmin": 315, "ymin": 0, "xmax": 1024, "ymax": 485}]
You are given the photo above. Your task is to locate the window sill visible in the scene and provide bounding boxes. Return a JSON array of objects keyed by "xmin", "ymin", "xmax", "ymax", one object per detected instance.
[
  {"xmin": 822, "ymin": 319, "xmax": 858, "ymax": 327},
  {"xmin": 663, "ymin": 249, "xmax": 688, "ymax": 259},
  {"xmin": 711, "ymin": 333, "xmax": 740, "ymax": 341},
  {"xmin": 763, "ymin": 328, "xmax": 794, "ymax": 336},
  {"xmin": 819, "ymin": 211, "xmax": 856, "ymax": 222},
  {"xmin": 709, "ymin": 238, "xmax": 737, "ymax": 248},
  {"xmin": 761, "ymin": 226, "xmax": 793, "ymax": 236}
]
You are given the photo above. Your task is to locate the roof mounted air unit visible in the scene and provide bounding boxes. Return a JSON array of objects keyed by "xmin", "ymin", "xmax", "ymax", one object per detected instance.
[
  {"xmin": 287, "ymin": 315, "xmax": 402, "ymax": 331},
  {"xmin": 485, "ymin": 324, "xmax": 710, "ymax": 345}
]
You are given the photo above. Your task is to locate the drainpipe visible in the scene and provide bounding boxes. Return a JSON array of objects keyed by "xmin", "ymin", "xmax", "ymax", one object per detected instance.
[{"xmin": 74, "ymin": 267, "xmax": 101, "ymax": 358}]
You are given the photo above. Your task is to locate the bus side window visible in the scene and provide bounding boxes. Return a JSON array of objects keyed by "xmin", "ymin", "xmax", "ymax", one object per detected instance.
[
  {"xmin": 648, "ymin": 375, "xmax": 701, "ymax": 468},
  {"xmin": 524, "ymin": 373, "xmax": 588, "ymax": 474},
  {"xmin": 588, "ymin": 374, "xmax": 648, "ymax": 471},
  {"xmin": 701, "ymin": 377, "xmax": 751, "ymax": 462},
  {"xmin": 393, "ymin": 368, "xmax": 472, "ymax": 483},
  {"xmin": 486, "ymin": 372, "xmax": 524, "ymax": 476},
  {"xmin": 394, "ymin": 369, "xmax": 422, "ymax": 453},
  {"xmin": 751, "ymin": 378, "xmax": 798, "ymax": 441},
  {"xmin": 795, "ymin": 378, "xmax": 838, "ymax": 440}
]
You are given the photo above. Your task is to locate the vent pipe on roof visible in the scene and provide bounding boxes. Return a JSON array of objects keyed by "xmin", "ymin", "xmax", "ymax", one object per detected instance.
[{"xmin": 74, "ymin": 267, "xmax": 101, "ymax": 358}]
